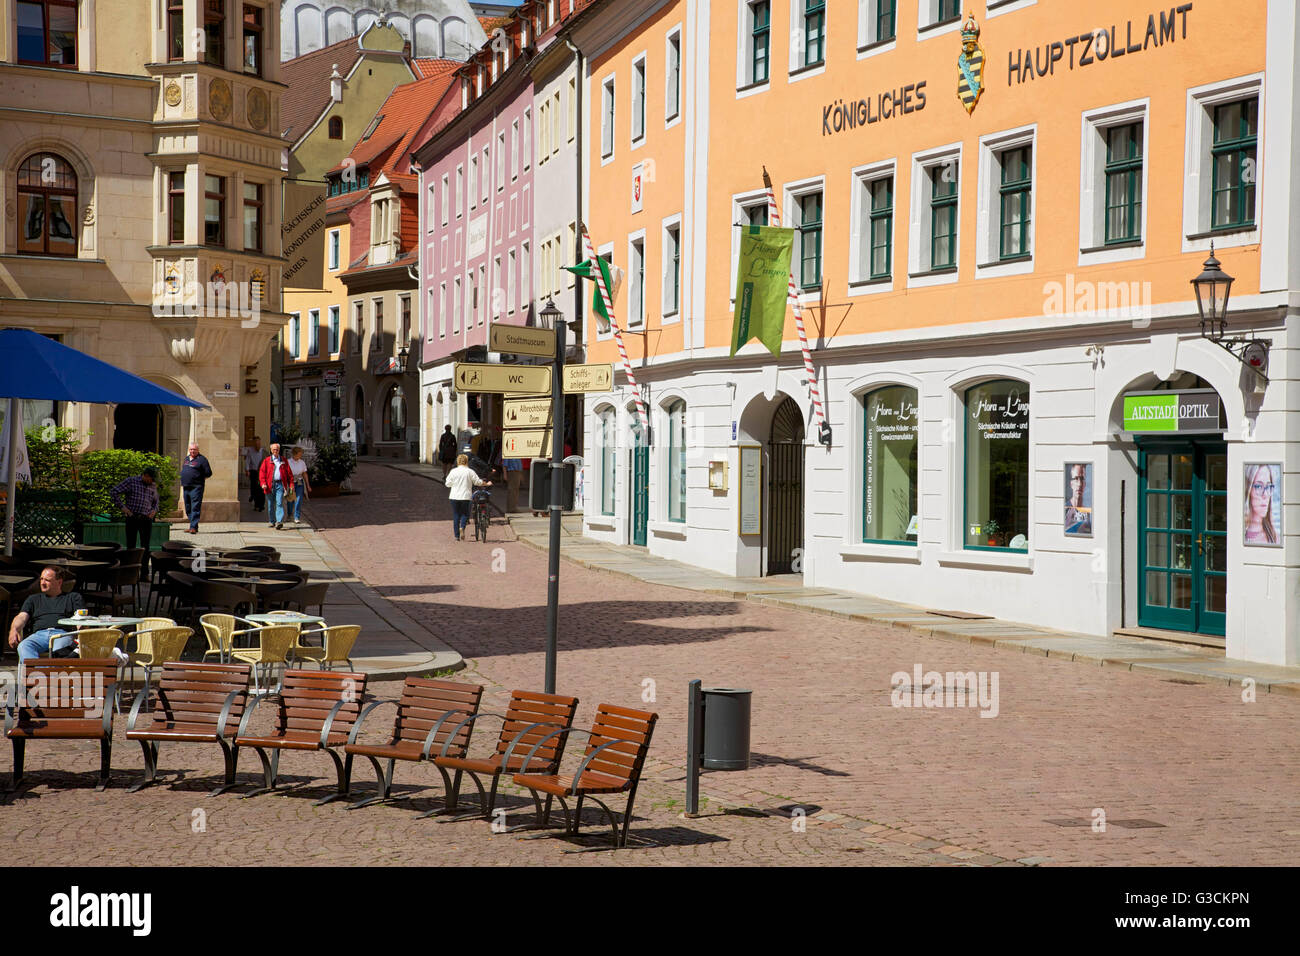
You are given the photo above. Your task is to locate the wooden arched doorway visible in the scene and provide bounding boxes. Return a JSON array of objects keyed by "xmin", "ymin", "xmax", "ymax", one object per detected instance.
[{"xmin": 768, "ymin": 396, "xmax": 804, "ymax": 574}]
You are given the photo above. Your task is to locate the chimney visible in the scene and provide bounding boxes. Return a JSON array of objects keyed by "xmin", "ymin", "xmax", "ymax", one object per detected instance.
[{"xmin": 330, "ymin": 64, "xmax": 342, "ymax": 103}]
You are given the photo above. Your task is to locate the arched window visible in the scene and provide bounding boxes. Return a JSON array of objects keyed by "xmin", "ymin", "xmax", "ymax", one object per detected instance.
[
  {"xmin": 328, "ymin": 116, "xmax": 343, "ymax": 140},
  {"xmin": 862, "ymin": 386, "xmax": 919, "ymax": 544},
  {"xmin": 384, "ymin": 385, "xmax": 406, "ymax": 442},
  {"xmin": 17, "ymin": 0, "xmax": 77, "ymax": 67},
  {"xmin": 599, "ymin": 408, "xmax": 616, "ymax": 516},
  {"xmin": 964, "ymin": 378, "xmax": 1030, "ymax": 550},
  {"xmin": 667, "ymin": 400, "xmax": 686, "ymax": 523},
  {"xmin": 17, "ymin": 153, "xmax": 78, "ymax": 256}
]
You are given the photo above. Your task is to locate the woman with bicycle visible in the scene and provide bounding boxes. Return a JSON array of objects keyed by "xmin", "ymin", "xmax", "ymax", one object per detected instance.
[{"xmin": 445, "ymin": 453, "xmax": 492, "ymax": 541}]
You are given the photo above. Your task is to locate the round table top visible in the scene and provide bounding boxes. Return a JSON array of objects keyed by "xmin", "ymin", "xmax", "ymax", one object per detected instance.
[
  {"xmin": 43, "ymin": 558, "xmax": 111, "ymax": 569},
  {"xmin": 212, "ymin": 576, "xmax": 287, "ymax": 587},
  {"xmin": 42, "ymin": 543, "xmax": 116, "ymax": 552},
  {"xmin": 247, "ymin": 612, "xmax": 324, "ymax": 625},
  {"xmin": 58, "ymin": 615, "xmax": 144, "ymax": 627},
  {"xmin": 0, "ymin": 573, "xmax": 35, "ymax": 586}
]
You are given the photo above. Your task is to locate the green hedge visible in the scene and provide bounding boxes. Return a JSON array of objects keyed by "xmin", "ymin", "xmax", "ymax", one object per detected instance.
[{"xmin": 77, "ymin": 449, "xmax": 180, "ymax": 519}]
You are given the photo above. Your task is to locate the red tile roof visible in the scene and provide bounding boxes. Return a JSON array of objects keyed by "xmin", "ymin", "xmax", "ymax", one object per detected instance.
[
  {"xmin": 478, "ymin": 15, "xmax": 512, "ymax": 34},
  {"xmin": 411, "ymin": 57, "xmax": 462, "ymax": 79},
  {"xmin": 330, "ymin": 71, "xmax": 459, "ymax": 187},
  {"xmin": 280, "ymin": 35, "xmax": 368, "ymax": 142}
]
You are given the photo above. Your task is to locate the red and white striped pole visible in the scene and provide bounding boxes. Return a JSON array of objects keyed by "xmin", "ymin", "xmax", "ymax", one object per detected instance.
[
  {"xmin": 580, "ymin": 223, "xmax": 646, "ymax": 432},
  {"xmin": 764, "ymin": 168, "xmax": 828, "ymax": 443}
]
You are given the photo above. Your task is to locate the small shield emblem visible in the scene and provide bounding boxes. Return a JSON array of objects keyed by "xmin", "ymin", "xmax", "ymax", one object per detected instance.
[{"xmin": 957, "ymin": 16, "xmax": 985, "ymax": 115}]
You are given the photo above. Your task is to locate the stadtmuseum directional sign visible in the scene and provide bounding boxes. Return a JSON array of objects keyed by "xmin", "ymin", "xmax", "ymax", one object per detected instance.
[
  {"xmin": 504, "ymin": 397, "xmax": 553, "ymax": 428},
  {"xmin": 453, "ymin": 363, "xmax": 551, "ymax": 394},
  {"xmin": 502, "ymin": 429, "xmax": 553, "ymax": 458},
  {"xmin": 490, "ymin": 323, "xmax": 555, "ymax": 357},
  {"xmin": 562, "ymin": 363, "xmax": 614, "ymax": 393}
]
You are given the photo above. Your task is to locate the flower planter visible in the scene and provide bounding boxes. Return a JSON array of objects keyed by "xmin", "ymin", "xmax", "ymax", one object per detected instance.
[
  {"xmin": 78, "ymin": 520, "xmax": 174, "ymax": 548},
  {"xmin": 312, "ymin": 482, "xmax": 341, "ymax": 498}
]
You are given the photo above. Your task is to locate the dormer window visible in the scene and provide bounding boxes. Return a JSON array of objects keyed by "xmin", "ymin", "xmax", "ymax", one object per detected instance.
[{"xmin": 362, "ymin": 114, "xmax": 383, "ymax": 140}]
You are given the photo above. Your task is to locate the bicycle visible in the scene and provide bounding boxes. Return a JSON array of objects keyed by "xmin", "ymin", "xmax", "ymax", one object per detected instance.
[{"xmin": 472, "ymin": 489, "xmax": 492, "ymax": 542}]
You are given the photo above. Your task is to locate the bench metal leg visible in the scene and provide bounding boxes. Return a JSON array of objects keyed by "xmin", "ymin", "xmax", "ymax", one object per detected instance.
[
  {"xmin": 430, "ymin": 769, "xmax": 495, "ymax": 822},
  {"xmin": 312, "ymin": 749, "xmax": 349, "ymax": 806},
  {"xmin": 419, "ymin": 766, "xmax": 464, "ymax": 819},
  {"xmin": 96, "ymin": 739, "xmax": 112, "ymax": 791},
  {"xmin": 8, "ymin": 738, "xmax": 23, "ymax": 792},
  {"xmin": 344, "ymin": 755, "xmax": 398, "ymax": 810},
  {"xmin": 127, "ymin": 740, "xmax": 159, "ymax": 793},
  {"xmin": 500, "ymin": 791, "xmax": 555, "ymax": 834},
  {"xmin": 241, "ymin": 747, "xmax": 279, "ymax": 798},
  {"xmin": 210, "ymin": 738, "xmax": 239, "ymax": 797}
]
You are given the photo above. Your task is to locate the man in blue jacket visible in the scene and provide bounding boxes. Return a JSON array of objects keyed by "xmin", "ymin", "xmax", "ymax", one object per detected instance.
[{"xmin": 180, "ymin": 442, "xmax": 213, "ymax": 535}]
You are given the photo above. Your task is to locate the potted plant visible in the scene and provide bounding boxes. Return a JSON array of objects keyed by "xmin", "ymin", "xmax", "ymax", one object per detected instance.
[
  {"xmin": 984, "ymin": 519, "xmax": 1003, "ymax": 547},
  {"xmin": 76, "ymin": 448, "xmax": 181, "ymax": 546},
  {"xmin": 308, "ymin": 439, "xmax": 356, "ymax": 498}
]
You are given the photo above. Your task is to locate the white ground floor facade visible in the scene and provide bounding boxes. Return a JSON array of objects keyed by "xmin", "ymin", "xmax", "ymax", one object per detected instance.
[{"xmin": 579, "ymin": 299, "xmax": 1300, "ymax": 667}]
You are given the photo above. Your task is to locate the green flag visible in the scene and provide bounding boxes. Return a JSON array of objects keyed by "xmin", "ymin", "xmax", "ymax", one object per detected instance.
[
  {"xmin": 564, "ymin": 256, "xmax": 625, "ymax": 333},
  {"xmin": 731, "ymin": 225, "xmax": 794, "ymax": 356}
]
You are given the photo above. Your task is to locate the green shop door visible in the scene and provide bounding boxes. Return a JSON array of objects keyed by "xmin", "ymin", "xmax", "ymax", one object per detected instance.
[
  {"xmin": 631, "ymin": 445, "xmax": 649, "ymax": 546},
  {"xmin": 1138, "ymin": 442, "xmax": 1227, "ymax": 636}
]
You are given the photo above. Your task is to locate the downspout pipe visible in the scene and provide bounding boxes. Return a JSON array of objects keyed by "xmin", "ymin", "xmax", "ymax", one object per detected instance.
[{"xmin": 566, "ymin": 38, "xmax": 584, "ymax": 349}]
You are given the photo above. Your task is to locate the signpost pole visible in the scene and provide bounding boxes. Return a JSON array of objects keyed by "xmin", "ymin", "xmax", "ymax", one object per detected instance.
[{"xmin": 544, "ymin": 308, "xmax": 566, "ymax": 694}]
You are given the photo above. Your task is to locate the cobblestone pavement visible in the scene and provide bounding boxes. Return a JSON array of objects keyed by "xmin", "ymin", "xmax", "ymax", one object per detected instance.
[{"xmin": 7, "ymin": 464, "xmax": 1300, "ymax": 866}]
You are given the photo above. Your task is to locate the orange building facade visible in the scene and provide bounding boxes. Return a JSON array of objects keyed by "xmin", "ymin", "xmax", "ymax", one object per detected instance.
[{"xmin": 567, "ymin": 0, "xmax": 1300, "ymax": 665}]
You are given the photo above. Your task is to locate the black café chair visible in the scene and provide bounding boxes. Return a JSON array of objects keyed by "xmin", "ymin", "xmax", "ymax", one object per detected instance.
[
  {"xmin": 266, "ymin": 581, "xmax": 328, "ymax": 617},
  {"xmin": 84, "ymin": 562, "xmax": 143, "ymax": 616}
]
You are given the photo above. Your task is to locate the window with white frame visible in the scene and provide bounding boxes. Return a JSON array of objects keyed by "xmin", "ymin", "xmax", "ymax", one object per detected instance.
[
  {"xmin": 568, "ymin": 77, "xmax": 577, "ymax": 141},
  {"xmin": 520, "ymin": 241, "xmax": 530, "ymax": 315},
  {"xmin": 662, "ymin": 220, "xmax": 681, "ymax": 316},
  {"xmin": 742, "ymin": 1, "xmax": 770, "ymax": 88},
  {"xmin": 909, "ymin": 149, "xmax": 960, "ymax": 277},
  {"xmin": 974, "ymin": 128, "xmax": 1034, "ymax": 273},
  {"xmin": 426, "ymin": 183, "xmax": 435, "ymax": 231},
  {"xmin": 921, "ymin": 0, "xmax": 961, "ymax": 29},
  {"xmin": 632, "ymin": 56, "xmax": 646, "ymax": 144},
  {"xmin": 371, "ymin": 297, "xmax": 384, "ymax": 349},
  {"xmin": 481, "ymin": 147, "xmax": 490, "ymax": 203},
  {"xmin": 329, "ymin": 305, "xmax": 340, "ymax": 353},
  {"xmin": 523, "ymin": 108, "xmax": 532, "ymax": 169},
  {"xmin": 551, "ymin": 90, "xmax": 561, "ymax": 155},
  {"xmin": 792, "ymin": 0, "xmax": 825, "ymax": 72},
  {"xmin": 1079, "ymin": 104, "xmax": 1147, "ymax": 257},
  {"xmin": 791, "ymin": 187, "xmax": 823, "ymax": 291},
  {"xmin": 730, "ymin": 193, "xmax": 770, "ymax": 299},
  {"xmin": 455, "ymin": 165, "xmax": 463, "ymax": 218},
  {"xmin": 851, "ymin": 164, "xmax": 894, "ymax": 283},
  {"xmin": 601, "ymin": 76, "xmax": 615, "ymax": 158},
  {"xmin": 507, "ymin": 248, "xmax": 516, "ymax": 312},
  {"xmin": 599, "ymin": 408, "xmax": 616, "ymax": 515},
  {"xmin": 438, "ymin": 283, "xmax": 447, "ymax": 337},
  {"xmin": 469, "ymin": 156, "xmax": 477, "ymax": 208},
  {"xmin": 666, "ymin": 400, "xmax": 686, "ymax": 522},
  {"xmin": 466, "ymin": 270, "xmax": 475, "ymax": 329},
  {"xmin": 566, "ymin": 222, "xmax": 576, "ymax": 285},
  {"xmin": 288, "ymin": 311, "xmax": 300, "ymax": 358},
  {"xmin": 328, "ymin": 228, "xmax": 340, "ymax": 270},
  {"xmin": 539, "ymin": 98, "xmax": 550, "ymax": 159},
  {"xmin": 1190, "ymin": 91, "xmax": 1259, "ymax": 235},
  {"xmin": 427, "ymin": 288, "xmax": 435, "ymax": 340},
  {"xmin": 477, "ymin": 264, "xmax": 485, "ymax": 323},
  {"xmin": 441, "ymin": 173, "xmax": 450, "ymax": 225},
  {"xmin": 496, "ymin": 132, "xmax": 505, "ymax": 189},
  {"xmin": 493, "ymin": 255, "xmax": 502, "ymax": 317},
  {"xmin": 308, "ymin": 308, "xmax": 319, "ymax": 356},
  {"xmin": 453, "ymin": 276, "xmax": 462, "ymax": 332},
  {"xmin": 629, "ymin": 236, "xmax": 645, "ymax": 326},
  {"xmin": 859, "ymin": 0, "xmax": 897, "ymax": 48},
  {"xmin": 666, "ymin": 30, "xmax": 681, "ymax": 122},
  {"xmin": 511, "ymin": 120, "xmax": 519, "ymax": 178},
  {"xmin": 353, "ymin": 301, "xmax": 363, "ymax": 353}
]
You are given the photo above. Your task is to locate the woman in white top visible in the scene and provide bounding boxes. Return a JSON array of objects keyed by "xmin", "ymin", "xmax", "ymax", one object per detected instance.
[
  {"xmin": 288, "ymin": 447, "xmax": 311, "ymax": 524},
  {"xmin": 445, "ymin": 453, "xmax": 491, "ymax": 541}
]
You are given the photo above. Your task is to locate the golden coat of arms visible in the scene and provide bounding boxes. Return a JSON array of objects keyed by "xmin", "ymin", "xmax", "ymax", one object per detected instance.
[{"xmin": 957, "ymin": 14, "xmax": 985, "ymax": 115}]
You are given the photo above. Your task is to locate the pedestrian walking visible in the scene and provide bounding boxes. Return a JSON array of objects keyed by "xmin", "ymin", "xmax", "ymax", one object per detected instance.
[
  {"xmin": 109, "ymin": 466, "xmax": 159, "ymax": 568},
  {"xmin": 258, "ymin": 442, "xmax": 293, "ymax": 530},
  {"xmin": 504, "ymin": 457, "xmax": 523, "ymax": 513},
  {"xmin": 445, "ymin": 453, "xmax": 491, "ymax": 541},
  {"xmin": 288, "ymin": 446, "xmax": 311, "ymax": 525},
  {"xmin": 437, "ymin": 424, "xmax": 457, "ymax": 480},
  {"xmin": 180, "ymin": 442, "xmax": 212, "ymax": 535},
  {"xmin": 244, "ymin": 436, "xmax": 268, "ymax": 512}
]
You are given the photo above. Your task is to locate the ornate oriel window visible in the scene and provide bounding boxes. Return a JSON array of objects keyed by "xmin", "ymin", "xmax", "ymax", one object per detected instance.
[{"xmin": 17, "ymin": 153, "xmax": 78, "ymax": 256}]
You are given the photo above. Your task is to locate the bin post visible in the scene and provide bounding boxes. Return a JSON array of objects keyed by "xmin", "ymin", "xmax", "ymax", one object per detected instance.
[{"xmin": 685, "ymin": 679, "xmax": 702, "ymax": 817}]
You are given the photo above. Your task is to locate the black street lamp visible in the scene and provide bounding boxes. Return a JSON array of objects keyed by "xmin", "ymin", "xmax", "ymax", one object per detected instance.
[
  {"xmin": 1191, "ymin": 242, "xmax": 1233, "ymax": 340},
  {"xmin": 539, "ymin": 297, "xmax": 566, "ymax": 693},
  {"xmin": 1190, "ymin": 242, "xmax": 1268, "ymax": 387}
]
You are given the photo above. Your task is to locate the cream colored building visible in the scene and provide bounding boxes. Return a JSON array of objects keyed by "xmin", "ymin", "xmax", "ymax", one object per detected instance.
[{"xmin": 0, "ymin": 0, "xmax": 288, "ymax": 520}]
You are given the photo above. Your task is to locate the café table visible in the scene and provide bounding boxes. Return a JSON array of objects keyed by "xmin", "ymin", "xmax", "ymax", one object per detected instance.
[
  {"xmin": 57, "ymin": 615, "xmax": 156, "ymax": 657},
  {"xmin": 211, "ymin": 576, "xmax": 294, "ymax": 610},
  {"xmin": 0, "ymin": 573, "xmax": 36, "ymax": 587},
  {"xmin": 246, "ymin": 611, "xmax": 327, "ymax": 649}
]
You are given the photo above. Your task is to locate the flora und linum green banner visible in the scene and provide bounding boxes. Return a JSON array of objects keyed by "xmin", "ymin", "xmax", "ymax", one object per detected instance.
[{"xmin": 731, "ymin": 225, "xmax": 794, "ymax": 357}]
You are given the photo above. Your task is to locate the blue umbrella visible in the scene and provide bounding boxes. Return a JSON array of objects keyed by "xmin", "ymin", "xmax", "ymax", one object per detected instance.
[{"xmin": 1, "ymin": 327, "xmax": 208, "ymax": 554}]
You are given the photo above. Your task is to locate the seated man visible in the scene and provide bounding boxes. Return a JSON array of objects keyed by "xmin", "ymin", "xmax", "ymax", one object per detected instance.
[{"xmin": 7, "ymin": 566, "xmax": 85, "ymax": 664}]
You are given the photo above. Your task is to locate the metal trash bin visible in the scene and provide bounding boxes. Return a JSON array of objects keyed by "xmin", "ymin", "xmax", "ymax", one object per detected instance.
[{"xmin": 701, "ymin": 687, "xmax": 751, "ymax": 771}]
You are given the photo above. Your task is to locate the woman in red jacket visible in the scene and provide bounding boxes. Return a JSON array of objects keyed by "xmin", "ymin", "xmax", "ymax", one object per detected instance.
[{"xmin": 258, "ymin": 442, "xmax": 295, "ymax": 529}]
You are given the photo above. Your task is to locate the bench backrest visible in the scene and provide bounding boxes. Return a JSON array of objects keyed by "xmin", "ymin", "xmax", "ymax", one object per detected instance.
[
  {"xmin": 276, "ymin": 669, "xmax": 367, "ymax": 737},
  {"xmin": 18, "ymin": 659, "xmax": 119, "ymax": 724},
  {"xmin": 494, "ymin": 690, "xmax": 581, "ymax": 772},
  {"xmin": 394, "ymin": 678, "xmax": 484, "ymax": 757},
  {"xmin": 151, "ymin": 661, "xmax": 252, "ymax": 728},
  {"xmin": 582, "ymin": 704, "xmax": 659, "ymax": 789}
]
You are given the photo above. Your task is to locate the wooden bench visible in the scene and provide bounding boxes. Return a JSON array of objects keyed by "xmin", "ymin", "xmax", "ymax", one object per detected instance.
[
  {"xmin": 4, "ymin": 659, "xmax": 120, "ymax": 792},
  {"xmin": 427, "ymin": 689, "xmax": 580, "ymax": 822},
  {"xmin": 232, "ymin": 668, "xmax": 367, "ymax": 804},
  {"xmin": 512, "ymin": 704, "xmax": 658, "ymax": 848},
  {"xmin": 341, "ymin": 677, "xmax": 484, "ymax": 809},
  {"xmin": 125, "ymin": 661, "xmax": 252, "ymax": 795}
]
